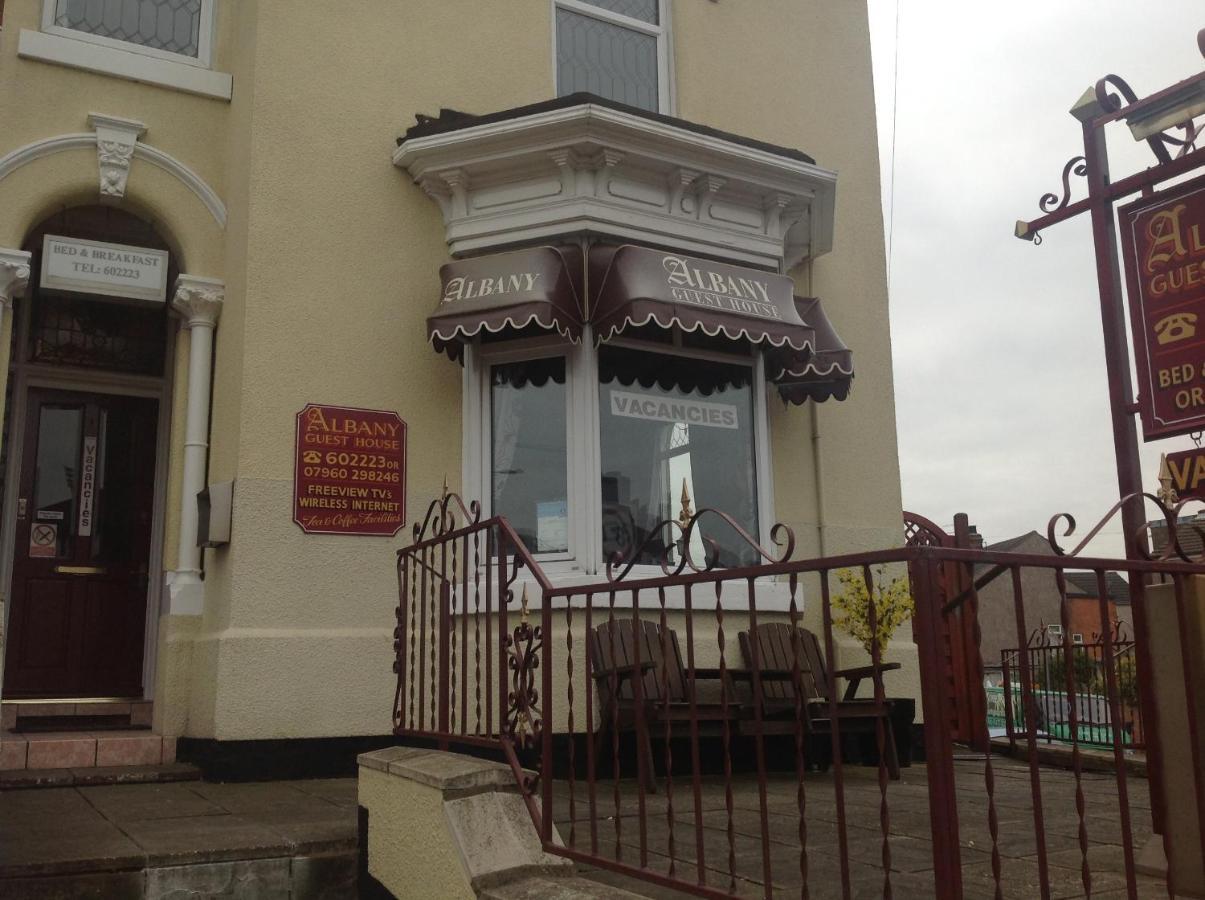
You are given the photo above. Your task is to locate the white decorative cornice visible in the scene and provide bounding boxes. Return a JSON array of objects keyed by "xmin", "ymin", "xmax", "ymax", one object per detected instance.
[
  {"xmin": 171, "ymin": 274, "xmax": 224, "ymax": 328},
  {"xmin": 0, "ymin": 248, "xmax": 33, "ymax": 309},
  {"xmin": 394, "ymin": 100, "xmax": 837, "ymax": 269},
  {"xmin": 89, "ymin": 113, "xmax": 147, "ymax": 200}
]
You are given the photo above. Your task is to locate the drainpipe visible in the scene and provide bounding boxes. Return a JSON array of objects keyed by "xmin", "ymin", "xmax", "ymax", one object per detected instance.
[
  {"xmin": 167, "ymin": 275, "xmax": 223, "ymax": 616},
  {"xmin": 811, "ymin": 402, "xmax": 827, "ymax": 557}
]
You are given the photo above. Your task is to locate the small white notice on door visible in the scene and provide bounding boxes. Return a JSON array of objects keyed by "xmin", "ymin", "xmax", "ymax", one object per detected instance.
[{"xmin": 78, "ymin": 436, "xmax": 97, "ymax": 537}]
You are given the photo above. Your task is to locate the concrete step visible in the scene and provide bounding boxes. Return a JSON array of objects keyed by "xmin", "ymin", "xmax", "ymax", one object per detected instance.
[
  {"xmin": 480, "ymin": 875, "xmax": 652, "ymax": 899},
  {"xmin": 0, "ymin": 761, "xmax": 200, "ymax": 790}
]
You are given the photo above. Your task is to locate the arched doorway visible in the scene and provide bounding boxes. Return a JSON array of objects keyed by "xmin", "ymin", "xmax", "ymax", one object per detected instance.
[{"xmin": 1, "ymin": 206, "xmax": 175, "ymax": 700}]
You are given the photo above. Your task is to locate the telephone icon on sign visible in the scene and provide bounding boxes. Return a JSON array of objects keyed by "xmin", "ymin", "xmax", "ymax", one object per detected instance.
[
  {"xmin": 303, "ymin": 450, "xmax": 322, "ymax": 464},
  {"xmin": 1155, "ymin": 312, "xmax": 1198, "ymax": 345}
]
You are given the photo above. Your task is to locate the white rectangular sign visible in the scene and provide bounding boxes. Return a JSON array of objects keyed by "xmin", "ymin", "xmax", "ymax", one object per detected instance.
[
  {"xmin": 609, "ymin": 389, "xmax": 738, "ymax": 429},
  {"xmin": 40, "ymin": 235, "xmax": 169, "ymax": 303},
  {"xmin": 78, "ymin": 435, "xmax": 97, "ymax": 538}
]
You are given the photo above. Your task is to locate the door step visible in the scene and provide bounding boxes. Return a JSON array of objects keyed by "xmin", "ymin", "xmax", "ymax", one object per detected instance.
[
  {"xmin": 1, "ymin": 728, "xmax": 176, "ymax": 774},
  {"xmin": 0, "ymin": 760, "xmax": 199, "ymax": 789},
  {"xmin": 2, "ymin": 699, "xmax": 152, "ymax": 731}
]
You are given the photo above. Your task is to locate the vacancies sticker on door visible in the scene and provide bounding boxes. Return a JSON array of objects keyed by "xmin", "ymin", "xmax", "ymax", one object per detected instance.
[{"xmin": 293, "ymin": 404, "xmax": 407, "ymax": 536}]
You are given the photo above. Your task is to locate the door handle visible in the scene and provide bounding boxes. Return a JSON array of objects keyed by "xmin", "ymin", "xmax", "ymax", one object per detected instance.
[{"xmin": 54, "ymin": 565, "xmax": 107, "ymax": 576}]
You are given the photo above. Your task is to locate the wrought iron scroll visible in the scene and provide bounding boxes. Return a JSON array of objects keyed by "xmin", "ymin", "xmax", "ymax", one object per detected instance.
[
  {"xmin": 412, "ymin": 479, "xmax": 482, "ymax": 543},
  {"xmin": 605, "ymin": 508, "xmax": 795, "ymax": 582},
  {"xmin": 503, "ymin": 587, "xmax": 543, "ymax": 794},
  {"xmin": 1046, "ymin": 492, "xmax": 1205, "ymax": 563},
  {"xmin": 1039, "ymin": 155, "xmax": 1088, "ymax": 213}
]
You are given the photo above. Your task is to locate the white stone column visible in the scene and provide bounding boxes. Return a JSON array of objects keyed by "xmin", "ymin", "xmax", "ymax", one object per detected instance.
[
  {"xmin": 167, "ymin": 275, "xmax": 223, "ymax": 616},
  {"xmin": 0, "ymin": 248, "xmax": 31, "ymax": 312}
]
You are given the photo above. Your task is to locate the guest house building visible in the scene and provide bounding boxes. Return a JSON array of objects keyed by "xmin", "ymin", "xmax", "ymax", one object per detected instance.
[{"xmin": 0, "ymin": 0, "xmax": 906, "ymax": 772}]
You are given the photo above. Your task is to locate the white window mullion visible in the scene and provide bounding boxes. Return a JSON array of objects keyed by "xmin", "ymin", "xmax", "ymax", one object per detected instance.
[
  {"xmin": 753, "ymin": 353, "xmax": 775, "ymax": 551},
  {"xmin": 577, "ymin": 327, "xmax": 603, "ymax": 574},
  {"xmin": 461, "ymin": 342, "xmax": 484, "ymax": 512}
]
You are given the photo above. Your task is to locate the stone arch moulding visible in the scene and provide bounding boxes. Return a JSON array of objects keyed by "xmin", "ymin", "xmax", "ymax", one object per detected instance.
[{"xmin": 0, "ymin": 123, "xmax": 227, "ymax": 229}]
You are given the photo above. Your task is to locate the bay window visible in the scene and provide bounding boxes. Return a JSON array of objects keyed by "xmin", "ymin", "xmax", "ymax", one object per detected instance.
[{"xmin": 471, "ymin": 330, "xmax": 770, "ymax": 573}]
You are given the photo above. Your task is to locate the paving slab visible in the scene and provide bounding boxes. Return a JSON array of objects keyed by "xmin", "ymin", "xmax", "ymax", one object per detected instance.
[{"xmin": 77, "ymin": 781, "xmax": 225, "ymax": 821}]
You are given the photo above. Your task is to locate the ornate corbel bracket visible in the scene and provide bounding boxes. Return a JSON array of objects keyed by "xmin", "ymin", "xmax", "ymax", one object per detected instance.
[
  {"xmin": 693, "ymin": 175, "xmax": 726, "ymax": 222},
  {"xmin": 88, "ymin": 113, "xmax": 147, "ymax": 201},
  {"xmin": 0, "ymin": 248, "xmax": 32, "ymax": 310},
  {"xmin": 440, "ymin": 168, "xmax": 471, "ymax": 219},
  {"xmin": 171, "ymin": 274, "xmax": 224, "ymax": 329},
  {"xmin": 417, "ymin": 174, "xmax": 453, "ymax": 219},
  {"xmin": 667, "ymin": 167, "xmax": 702, "ymax": 216}
]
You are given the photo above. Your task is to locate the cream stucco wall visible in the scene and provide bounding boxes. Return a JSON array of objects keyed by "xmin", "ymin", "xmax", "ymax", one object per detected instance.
[{"xmin": 0, "ymin": 1, "xmax": 906, "ymax": 740}]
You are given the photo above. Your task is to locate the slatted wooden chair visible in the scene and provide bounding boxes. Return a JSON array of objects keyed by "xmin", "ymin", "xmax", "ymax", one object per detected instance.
[
  {"xmin": 589, "ymin": 618, "xmax": 745, "ymax": 791},
  {"xmin": 737, "ymin": 622, "xmax": 902, "ymax": 779}
]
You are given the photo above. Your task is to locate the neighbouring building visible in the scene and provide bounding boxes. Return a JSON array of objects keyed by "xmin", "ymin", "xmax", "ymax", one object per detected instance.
[
  {"xmin": 0, "ymin": 0, "xmax": 904, "ymax": 773},
  {"xmin": 974, "ymin": 530, "xmax": 1131, "ymax": 664}
]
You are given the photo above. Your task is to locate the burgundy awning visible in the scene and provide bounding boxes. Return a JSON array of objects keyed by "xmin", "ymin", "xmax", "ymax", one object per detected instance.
[
  {"xmin": 766, "ymin": 297, "xmax": 854, "ymax": 404},
  {"xmin": 589, "ymin": 245, "xmax": 814, "ymax": 351},
  {"xmin": 428, "ymin": 246, "xmax": 583, "ymax": 361}
]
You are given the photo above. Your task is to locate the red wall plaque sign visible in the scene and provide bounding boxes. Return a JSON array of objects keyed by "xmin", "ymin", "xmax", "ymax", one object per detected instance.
[
  {"xmin": 293, "ymin": 404, "xmax": 406, "ymax": 535},
  {"xmin": 1120, "ymin": 173, "xmax": 1205, "ymax": 440}
]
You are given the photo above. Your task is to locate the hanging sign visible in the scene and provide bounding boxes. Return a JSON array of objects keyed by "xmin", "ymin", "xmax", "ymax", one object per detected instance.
[
  {"xmin": 40, "ymin": 235, "xmax": 169, "ymax": 303},
  {"xmin": 1120, "ymin": 173, "xmax": 1205, "ymax": 440},
  {"xmin": 1164, "ymin": 447, "xmax": 1205, "ymax": 501},
  {"xmin": 293, "ymin": 404, "xmax": 406, "ymax": 536}
]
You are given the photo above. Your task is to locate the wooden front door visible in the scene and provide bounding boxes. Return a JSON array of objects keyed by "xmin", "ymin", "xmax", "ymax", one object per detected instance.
[{"xmin": 3, "ymin": 389, "xmax": 159, "ymax": 698}]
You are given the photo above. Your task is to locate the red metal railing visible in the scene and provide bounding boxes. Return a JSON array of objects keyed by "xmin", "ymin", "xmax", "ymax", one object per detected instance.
[{"xmin": 394, "ymin": 493, "xmax": 1205, "ymax": 899}]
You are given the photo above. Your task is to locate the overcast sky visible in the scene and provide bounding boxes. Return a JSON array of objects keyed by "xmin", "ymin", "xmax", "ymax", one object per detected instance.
[{"xmin": 867, "ymin": 1, "xmax": 1204, "ymax": 557}]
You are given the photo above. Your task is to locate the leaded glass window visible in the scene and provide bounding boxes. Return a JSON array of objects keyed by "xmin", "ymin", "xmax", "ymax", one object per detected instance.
[
  {"xmin": 52, "ymin": 0, "xmax": 204, "ymax": 58},
  {"xmin": 29, "ymin": 295, "xmax": 168, "ymax": 377},
  {"xmin": 555, "ymin": 0, "xmax": 666, "ymax": 113}
]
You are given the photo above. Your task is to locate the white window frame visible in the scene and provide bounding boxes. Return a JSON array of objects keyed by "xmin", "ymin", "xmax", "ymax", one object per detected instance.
[
  {"xmin": 552, "ymin": 0, "xmax": 675, "ymax": 115},
  {"xmin": 41, "ymin": 0, "xmax": 217, "ymax": 67},
  {"xmin": 463, "ymin": 324, "xmax": 775, "ymax": 579}
]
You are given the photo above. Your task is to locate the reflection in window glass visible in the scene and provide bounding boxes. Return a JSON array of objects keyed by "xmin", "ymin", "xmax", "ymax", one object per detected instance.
[
  {"xmin": 598, "ymin": 346, "xmax": 758, "ymax": 568},
  {"xmin": 492, "ymin": 357, "xmax": 569, "ymax": 554},
  {"xmin": 33, "ymin": 405, "xmax": 83, "ymax": 557}
]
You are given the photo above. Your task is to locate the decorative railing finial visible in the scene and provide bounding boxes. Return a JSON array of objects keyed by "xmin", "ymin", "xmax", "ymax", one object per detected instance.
[
  {"xmin": 678, "ymin": 478, "xmax": 694, "ymax": 532},
  {"xmin": 1157, "ymin": 453, "xmax": 1179, "ymax": 507}
]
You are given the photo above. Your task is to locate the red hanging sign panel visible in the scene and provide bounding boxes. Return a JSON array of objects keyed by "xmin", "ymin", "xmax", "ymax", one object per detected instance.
[
  {"xmin": 1120, "ymin": 173, "xmax": 1205, "ymax": 441},
  {"xmin": 293, "ymin": 404, "xmax": 407, "ymax": 535}
]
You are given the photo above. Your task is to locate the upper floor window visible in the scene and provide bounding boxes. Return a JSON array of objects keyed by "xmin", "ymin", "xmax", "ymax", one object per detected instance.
[
  {"xmin": 43, "ymin": 0, "xmax": 214, "ymax": 65},
  {"xmin": 554, "ymin": 0, "xmax": 670, "ymax": 113}
]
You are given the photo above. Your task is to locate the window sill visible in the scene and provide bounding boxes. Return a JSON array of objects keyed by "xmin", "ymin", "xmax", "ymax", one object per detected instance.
[{"xmin": 17, "ymin": 30, "xmax": 232, "ymax": 101}]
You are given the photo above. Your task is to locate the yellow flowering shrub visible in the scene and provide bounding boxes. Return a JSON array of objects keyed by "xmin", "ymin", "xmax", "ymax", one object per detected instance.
[{"xmin": 831, "ymin": 566, "xmax": 915, "ymax": 658}]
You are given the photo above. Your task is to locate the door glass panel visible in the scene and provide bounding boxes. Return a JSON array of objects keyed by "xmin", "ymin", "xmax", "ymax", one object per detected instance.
[
  {"xmin": 32, "ymin": 405, "xmax": 84, "ymax": 558},
  {"xmin": 90, "ymin": 400, "xmax": 156, "ymax": 563}
]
